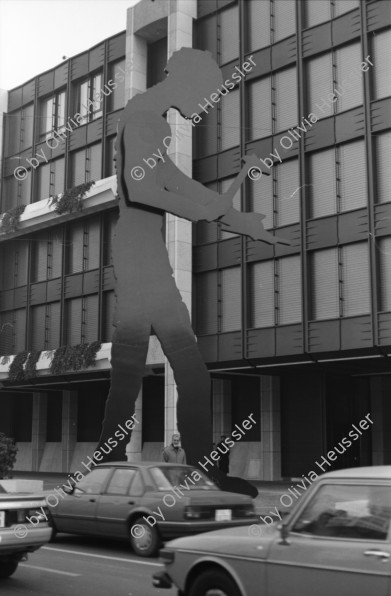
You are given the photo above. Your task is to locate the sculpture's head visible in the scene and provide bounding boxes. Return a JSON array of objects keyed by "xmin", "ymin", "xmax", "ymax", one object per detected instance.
[{"xmin": 164, "ymin": 48, "xmax": 223, "ymax": 119}]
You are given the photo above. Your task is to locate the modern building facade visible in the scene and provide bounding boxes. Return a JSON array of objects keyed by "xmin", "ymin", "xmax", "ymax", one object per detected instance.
[{"xmin": 0, "ymin": 0, "xmax": 390, "ymax": 480}]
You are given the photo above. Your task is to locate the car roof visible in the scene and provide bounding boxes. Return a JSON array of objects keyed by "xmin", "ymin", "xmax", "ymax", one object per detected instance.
[{"xmin": 321, "ymin": 466, "xmax": 391, "ymax": 480}]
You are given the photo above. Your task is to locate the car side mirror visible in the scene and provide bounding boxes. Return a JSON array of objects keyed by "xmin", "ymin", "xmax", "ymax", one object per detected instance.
[{"xmin": 278, "ymin": 522, "xmax": 290, "ymax": 545}]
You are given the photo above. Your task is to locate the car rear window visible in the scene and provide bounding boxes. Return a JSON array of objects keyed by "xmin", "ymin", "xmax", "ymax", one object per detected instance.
[{"xmin": 149, "ymin": 467, "xmax": 218, "ymax": 491}]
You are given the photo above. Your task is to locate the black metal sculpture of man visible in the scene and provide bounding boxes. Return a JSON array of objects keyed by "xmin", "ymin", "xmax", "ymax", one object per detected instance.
[{"xmin": 97, "ymin": 48, "xmax": 287, "ymax": 470}]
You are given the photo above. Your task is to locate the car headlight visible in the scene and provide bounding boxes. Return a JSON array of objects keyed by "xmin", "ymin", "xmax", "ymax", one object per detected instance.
[{"xmin": 184, "ymin": 506, "xmax": 203, "ymax": 519}]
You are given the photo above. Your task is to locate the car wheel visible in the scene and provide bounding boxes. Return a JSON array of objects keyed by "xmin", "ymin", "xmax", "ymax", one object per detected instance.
[
  {"xmin": 129, "ymin": 517, "xmax": 160, "ymax": 557},
  {"xmin": 0, "ymin": 560, "xmax": 19, "ymax": 579},
  {"xmin": 188, "ymin": 570, "xmax": 240, "ymax": 596}
]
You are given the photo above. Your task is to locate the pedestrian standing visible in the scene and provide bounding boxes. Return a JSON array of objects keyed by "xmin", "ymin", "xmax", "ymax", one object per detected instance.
[{"xmin": 162, "ymin": 433, "xmax": 187, "ymax": 464}]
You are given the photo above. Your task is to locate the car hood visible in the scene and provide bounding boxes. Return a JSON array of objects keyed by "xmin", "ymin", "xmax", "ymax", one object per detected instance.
[{"xmin": 164, "ymin": 523, "xmax": 279, "ymax": 558}]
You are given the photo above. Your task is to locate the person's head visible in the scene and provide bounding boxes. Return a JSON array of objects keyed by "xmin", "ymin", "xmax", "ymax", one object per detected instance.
[
  {"xmin": 171, "ymin": 434, "xmax": 181, "ymax": 448},
  {"xmin": 164, "ymin": 48, "xmax": 223, "ymax": 119}
]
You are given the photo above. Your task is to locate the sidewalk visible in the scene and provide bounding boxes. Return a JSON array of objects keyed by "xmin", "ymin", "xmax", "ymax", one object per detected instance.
[{"xmin": 11, "ymin": 472, "xmax": 294, "ymax": 517}]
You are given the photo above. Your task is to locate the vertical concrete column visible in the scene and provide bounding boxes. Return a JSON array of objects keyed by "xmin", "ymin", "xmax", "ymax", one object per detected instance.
[
  {"xmin": 62, "ymin": 391, "xmax": 77, "ymax": 473},
  {"xmin": 212, "ymin": 379, "xmax": 232, "ymax": 443},
  {"xmin": 260, "ymin": 375, "xmax": 281, "ymax": 480},
  {"xmin": 164, "ymin": 0, "xmax": 197, "ymax": 447},
  {"xmin": 126, "ymin": 389, "xmax": 143, "ymax": 461},
  {"xmin": 370, "ymin": 376, "xmax": 385, "ymax": 465},
  {"xmin": 31, "ymin": 393, "xmax": 47, "ymax": 471},
  {"xmin": 125, "ymin": 9, "xmax": 148, "ymax": 101}
]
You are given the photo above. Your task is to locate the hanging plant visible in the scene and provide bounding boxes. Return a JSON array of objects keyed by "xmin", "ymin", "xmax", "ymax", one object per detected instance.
[
  {"xmin": 0, "ymin": 205, "xmax": 26, "ymax": 234},
  {"xmin": 24, "ymin": 350, "xmax": 42, "ymax": 378},
  {"xmin": 49, "ymin": 341, "xmax": 101, "ymax": 376},
  {"xmin": 49, "ymin": 181, "xmax": 95, "ymax": 215},
  {"xmin": 8, "ymin": 351, "xmax": 29, "ymax": 382}
]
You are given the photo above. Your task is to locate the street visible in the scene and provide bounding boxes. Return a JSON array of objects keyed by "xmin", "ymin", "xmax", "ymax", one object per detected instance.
[{"xmin": 1, "ymin": 535, "xmax": 176, "ymax": 596}]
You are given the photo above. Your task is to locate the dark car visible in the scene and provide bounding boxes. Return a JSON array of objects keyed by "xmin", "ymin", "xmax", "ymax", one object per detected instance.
[{"xmin": 48, "ymin": 462, "xmax": 257, "ymax": 556}]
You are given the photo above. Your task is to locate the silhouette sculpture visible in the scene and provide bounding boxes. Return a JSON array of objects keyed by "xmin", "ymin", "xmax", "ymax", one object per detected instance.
[{"xmin": 97, "ymin": 49, "xmax": 288, "ymax": 491}]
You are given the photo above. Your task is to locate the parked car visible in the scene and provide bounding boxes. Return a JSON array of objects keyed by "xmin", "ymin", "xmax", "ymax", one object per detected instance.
[
  {"xmin": 48, "ymin": 462, "xmax": 257, "ymax": 557},
  {"xmin": 0, "ymin": 484, "xmax": 52, "ymax": 579},
  {"xmin": 153, "ymin": 465, "xmax": 391, "ymax": 596}
]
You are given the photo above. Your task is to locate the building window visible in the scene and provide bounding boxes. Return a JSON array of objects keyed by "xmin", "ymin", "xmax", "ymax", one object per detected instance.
[
  {"xmin": 247, "ymin": 0, "xmax": 271, "ymax": 51},
  {"xmin": 71, "ymin": 143, "xmax": 102, "ymax": 186},
  {"xmin": 220, "ymin": 88, "xmax": 240, "ymax": 150},
  {"xmin": 249, "ymin": 158, "xmax": 300, "ymax": 229},
  {"xmin": 66, "ymin": 216, "xmax": 101, "ymax": 274},
  {"xmin": 66, "ymin": 294, "xmax": 99, "ymax": 345},
  {"xmin": 307, "ymin": 44, "xmax": 363, "ymax": 118},
  {"xmin": 220, "ymin": 177, "xmax": 241, "ymax": 239},
  {"xmin": 274, "ymin": 0, "xmax": 296, "ymax": 42},
  {"xmin": 220, "ymin": 5, "xmax": 239, "ymax": 64},
  {"xmin": 248, "ymin": 67, "xmax": 297, "ymax": 140},
  {"xmin": 305, "ymin": 0, "xmax": 359, "ymax": 28},
  {"xmin": 102, "ymin": 290, "xmax": 115, "ymax": 342},
  {"xmin": 195, "ymin": 271, "xmax": 218, "ymax": 335},
  {"xmin": 221, "ymin": 267, "xmax": 241, "ymax": 332},
  {"xmin": 40, "ymin": 91, "xmax": 66, "ymax": 139},
  {"xmin": 334, "ymin": 0, "xmax": 360, "ymax": 17},
  {"xmin": 30, "ymin": 302, "xmax": 61, "ymax": 351},
  {"xmin": 250, "ymin": 256, "xmax": 302, "ymax": 327},
  {"xmin": 0, "ymin": 240, "xmax": 28, "ymax": 290},
  {"xmin": 373, "ymin": 30, "xmax": 391, "ymax": 100},
  {"xmin": 310, "ymin": 243, "xmax": 370, "ymax": 320},
  {"xmin": 4, "ymin": 104, "xmax": 34, "ymax": 155},
  {"xmin": 0, "ymin": 309, "xmax": 26, "ymax": 355},
  {"xmin": 376, "ymin": 131, "xmax": 391, "ymax": 204},
  {"xmin": 2, "ymin": 173, "xmax": 31, "ymax": 211},
  {"xmin": 309, "ymin": 140, "xmax": 367, "ymax": 218},
  {"xmin": 106, "ymin": 136, "xmax": 117, "ymax": 177},
  {"xmin": 31, "ymin": 230, "xmax": 63, "ymax": 282},
  {"xmin": 379, "ymin": 237, "xmax": 391, "ymax": 312},
  {"xmin": 21, "ymin": 104, "xmax": 34, "ymax": 150},
  {"xmin": 37, "ymin": 157, "xmax": 65, "ymax": 202},
  {"xmin": 107, "ymin": 59, "xmax": 126, "ymax": 112},
  {"xmin": 103, "ymin": 210, "xmax": 117, "ymax": 266},
  {"xmin": 76, "ymin": 72, "xmax": 103, "ymax": 124}
]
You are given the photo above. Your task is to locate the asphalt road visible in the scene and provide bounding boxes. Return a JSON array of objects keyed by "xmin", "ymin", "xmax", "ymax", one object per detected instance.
[{"xmin": 1, "ymin": 534, "xmax": 176, "ymax": 596}]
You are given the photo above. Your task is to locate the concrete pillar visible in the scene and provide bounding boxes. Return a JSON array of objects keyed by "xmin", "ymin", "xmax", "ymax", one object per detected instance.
[
  {"xmin": 126, "ymin": 390, "xmax": 143, "ymax": 461},
  {"xmin": 260, "ymin": 376, "xmax": 281, "ymax": 480},
  {"xmin": 31, "ymin": 392, "xmax": 47, "ymax": 471},
  {"xmin": 163, "ymin": 0, "xmax": 197, "ymax": 447},
  {"xmin": 62, "ymin": 391, "xmax": 77, "ymax": 473}
]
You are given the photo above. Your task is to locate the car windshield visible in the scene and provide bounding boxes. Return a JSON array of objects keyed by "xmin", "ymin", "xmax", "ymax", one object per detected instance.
[{"xmin": 149, "ymin": 466, "xmax": 218, "ymax": 491}]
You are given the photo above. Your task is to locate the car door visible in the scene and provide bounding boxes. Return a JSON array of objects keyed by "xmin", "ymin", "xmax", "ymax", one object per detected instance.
[
  {"xmin": 55, "ymin": 467, "xmax": 111, "ymax": 535},
  {"xmin": 96, "ymin": 468, "xmax": 144, "ymax": 538},
  {"xmin": 266, "ymin": 482, "xmax": 391, "ymax": 596}
]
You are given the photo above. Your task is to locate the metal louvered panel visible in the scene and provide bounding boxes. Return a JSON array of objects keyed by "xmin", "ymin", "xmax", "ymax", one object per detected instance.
[
  {"xmin": 14, "ymin": 308, "xmax": 26, "ymax": 352},
  {"xmin": 374, "ymin": 31, "xmax": 391, "ymax": 100},
  {"xmin": 310, "ymin": 248, "xmax": 339, "ymax": 320},
  {"xmin": 16, "ymin": 241, "xmax": 28, "ymax": 287},
  {"xmin": 0, "ymin": 311, "xmax": 14, "ymax": 354},
  {"xmin": 221, "ymin": 267, "xmax": 241, "ymax": 332},
  {"xmin": 376, "ymin": 132, "xmax": 391, "ymax": 204},
  {"xmin": 249, "ymin": 77, "xmax": 272, "ymax": 140},
  {"xmin": 336, "ymin": 43, "xmax": 363, "ymax": 113},
  {"xmin": 250, "ymin": 170, "xmax": 273, "ymax": 229},
  {"xmin": 33, "ymin": 237, "xmax": 48, "ymax": 282},
  {"xmin": 310, "ymin": 148, "xmax": 336, "ymax": 218},
  {"xmin": 334, "ymin": 0, "xmax": 360, "ymax": 16},
  {"xmin": 278, "ymin": 255, "xmax": 302, "ymax": 324},
  {"xmin": 247, "ymin": 0, "xmax": 270, "ymax": 51},
  {"xmin": 72, "ymin": 149, "xmax": 86, "ymax": 186},
  {"xmin": 339, "ymin": 140, "xmax": 367, "ymax": 211},
  {"xmin": 379, "ymin": 237, "xmax": 391, "ymax": 312},
  {"xmin": 275, "ymin": 67, "xmax": 298, "ymax": 133},
  {"xmin": 1, "ymin": 242, "xmax": 15, "ymax": 289},
  {"xmin": 306, "ymin": 0, "xmax": 331, "ymax": 27},
  {"xmin": 20, "ymin": 174, "xmax": 31, "ymax": 206},
  {"xmin": 274, "ymin": 0, "xmax": 296, "ymax": 42},
  {"xmin": 195, "ymin": 271, "xmax": 218, "ymax": 335},
  {"xmin": 341, "ymin": 243, "xmax": 370, "ymax": 316},
  {"xmin": 38, "ymin": 163, "xmax": 51, "ymax": 202},
  {"xmin": 31, "ymin": 305, "xmax": 46, "ymax": 351},
  {"xmin": 50, "ymin": 230, "xmax": 63, "ymax": 279},
  {"xmin": 87, "ymin": 217, "xmax": 101, "ymax": 270},
  {"xmin": 5, "ymin": 110, "xmax": 21, "ymax": 156},
  {"xmin": 53, "ymin": 157, "xmax": 65, "ymax": 196},
  {"xmin": 220, "ymin": 5, "xmax": 239, "ymax": 64},
  {"xmin": 88, "ymin": 143, "xmax": 102, "ymax": 181},
  {"xmin": 103, "ymin": 211, "xmax": 117, "ymax": 265},
  {"xmin": 103, "ymin": 290, "xmax": 115, "ymax": 342},
  {"xmin": 83, "ymin": 294, "xmax": 99, "ymax": 343},
  {"xmin": 47, "ymin": 302, "xmax": 61, "ymax": 350},
  {"xmin": 66, "ymin": 298, "xmax": 82, "ymax": 345},
  {"xmin": 68, "ymin": 222, "xmax": 84, "ymax": 273},
  {"xmin": 277, "ymin": 158, "xmax": 300, "ymax": 226},
  {"xmin": 250, "ymin": 261, "xmax": 274, "ymax": 328},
  {"xmin": 220, "ymin": 177, "xmax": 241, "ymax": 239},
  {"xmin": 220, "ymin": 89, "xmax": 240, "ymax": 151},
  {"xmin": 109, "ymin": 60, "xmax": 125, "ymax": 111},
  {"xmin": 21, "ymin": 104, "xmax": 34, "ymax": 150},
  {"xmin": 308, "ymin": 53, "xmax": 333, "ymax": 118}
]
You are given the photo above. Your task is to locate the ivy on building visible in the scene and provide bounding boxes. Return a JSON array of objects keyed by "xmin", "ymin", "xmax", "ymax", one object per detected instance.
[
  {"xmin": 49, "ymin": 341, "xmax": 101, "ymax": 375},
  {"xmin": 0, "ymin": 205, "xmax": 26, "ymax": 234},
  {"xmin": 49, "ymin": 181, "xmax": 95, "ymax": 215},
  {"xmin": 8, "ymin": 351, "xmax": 29, "ymax": 382}
]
